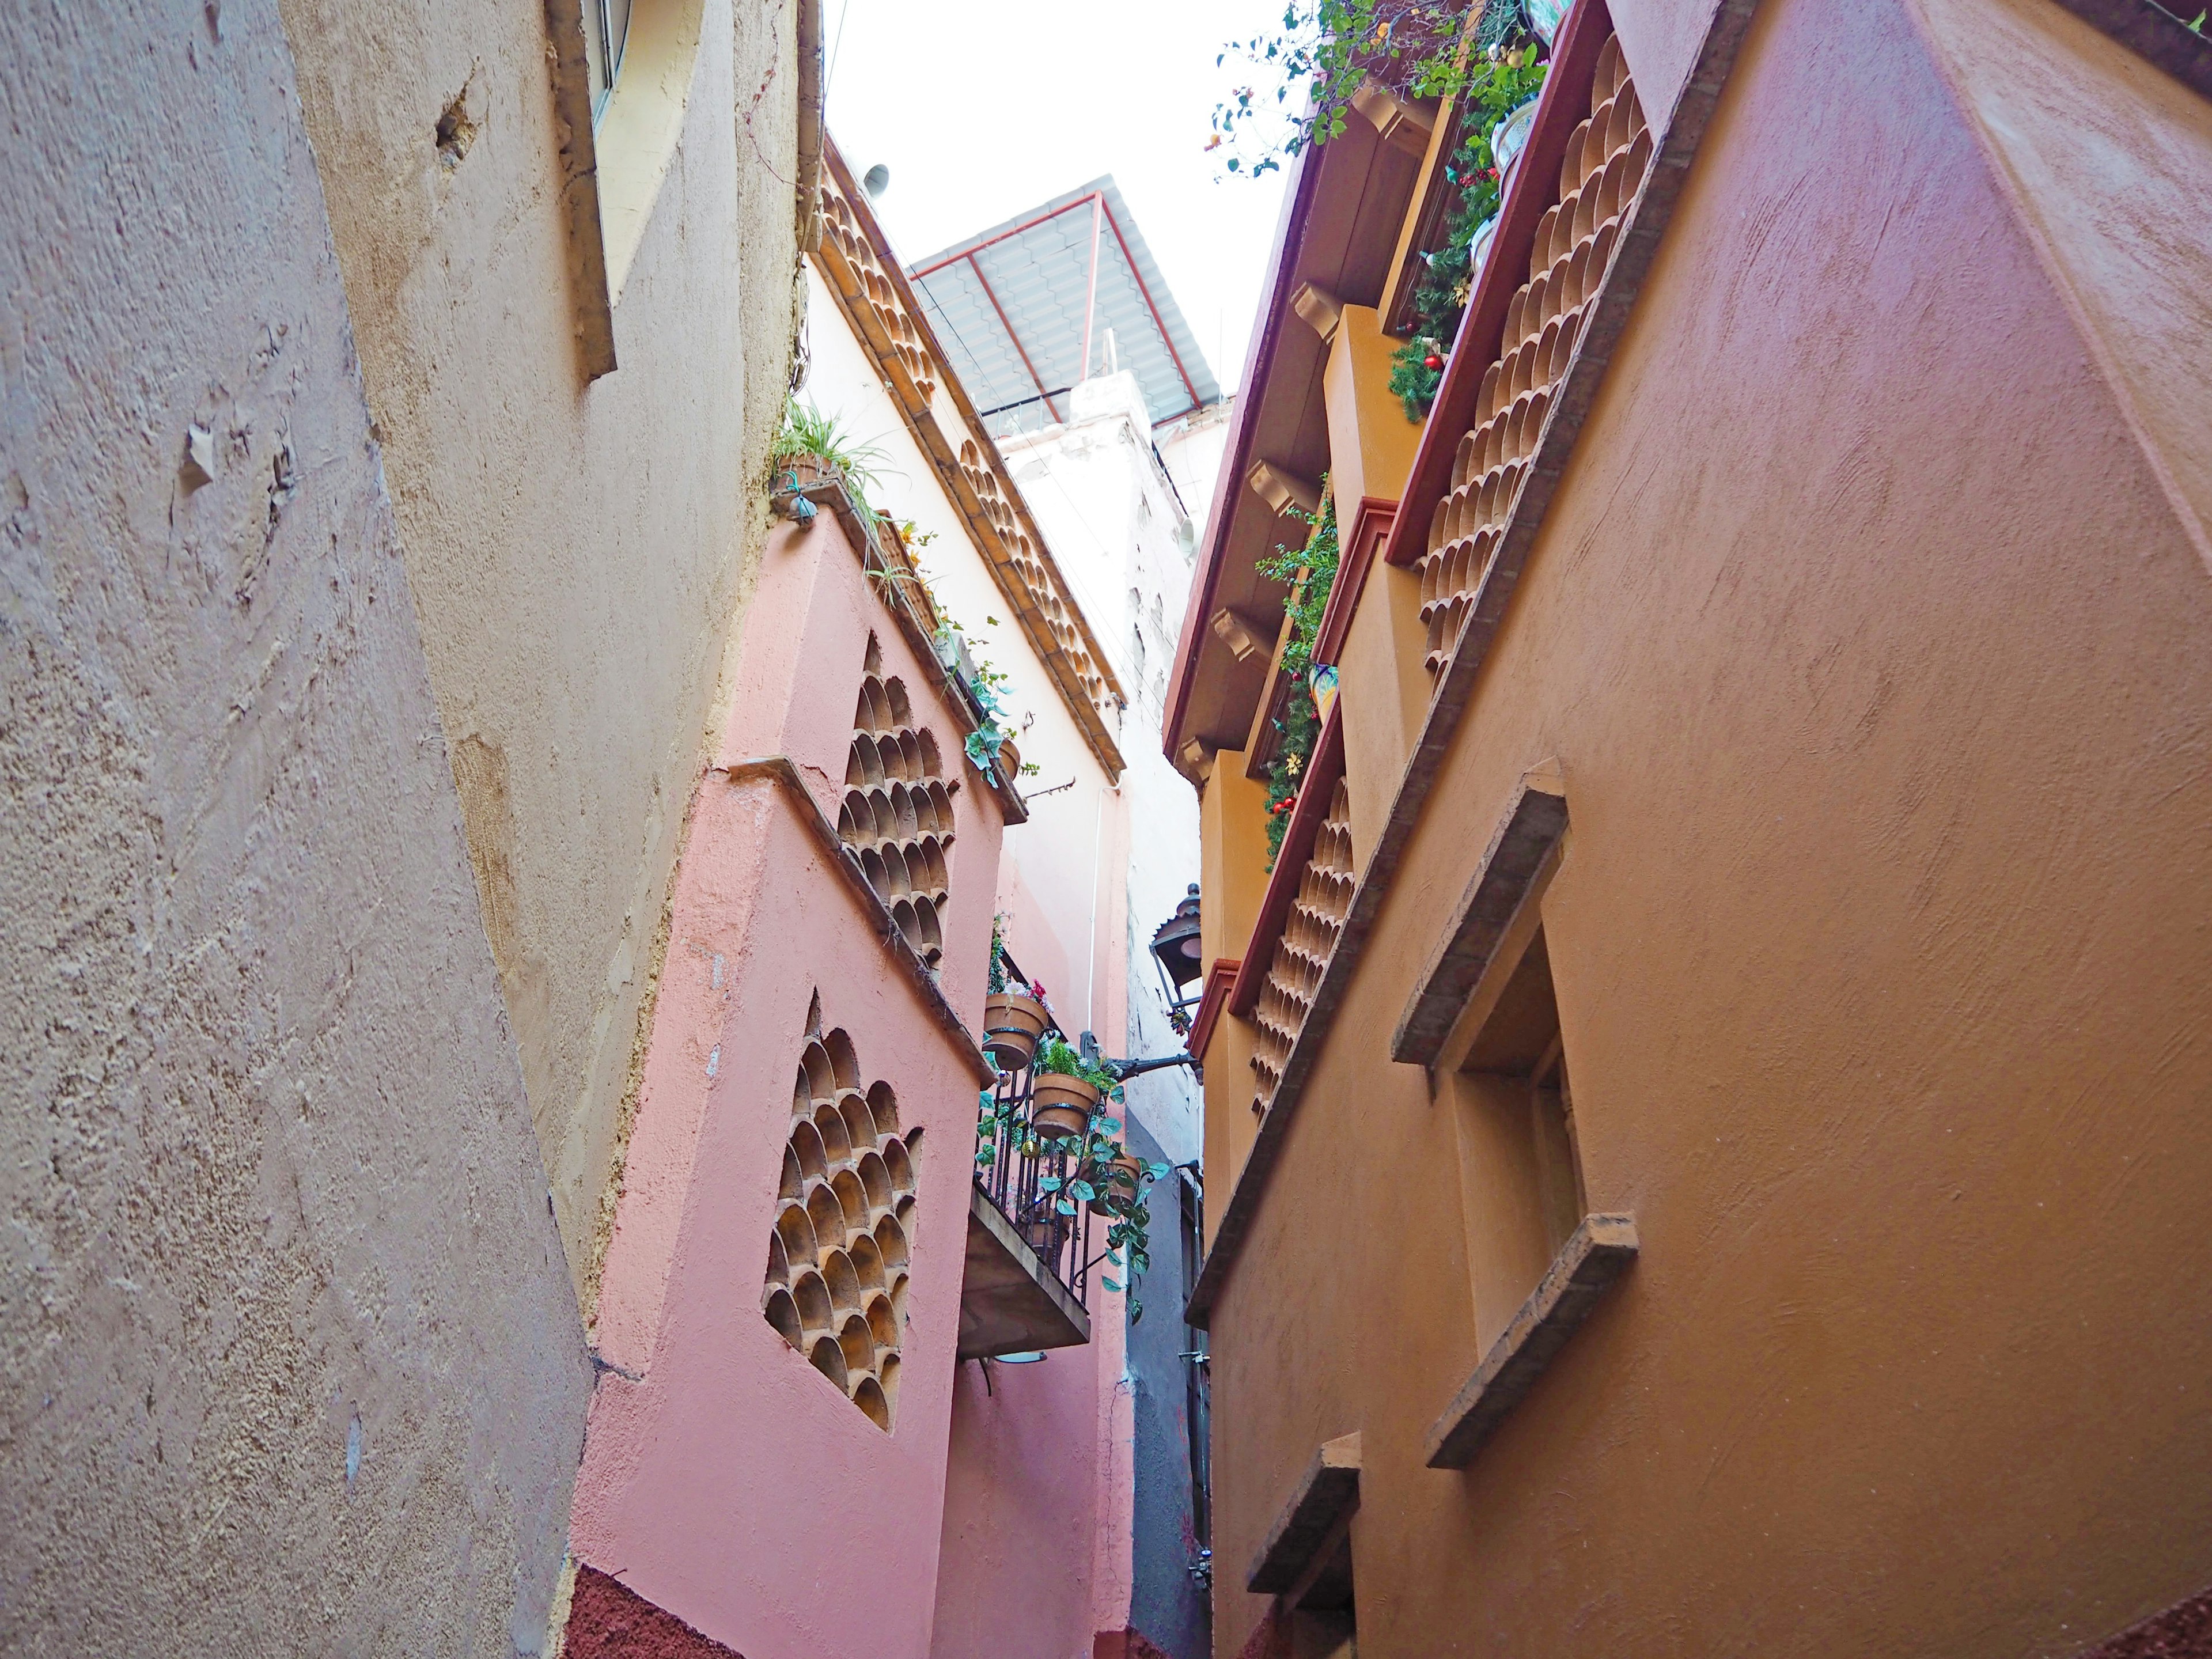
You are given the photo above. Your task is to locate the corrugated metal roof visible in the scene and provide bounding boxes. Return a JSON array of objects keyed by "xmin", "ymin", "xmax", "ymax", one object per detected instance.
[{"xmin": 910, "ymin": 178, "xmax": 1221, "ymax": 441}]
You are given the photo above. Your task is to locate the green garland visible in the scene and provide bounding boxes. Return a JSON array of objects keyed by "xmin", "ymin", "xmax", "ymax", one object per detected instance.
[
  {"xmin": 1388, "ymin": 46, "xmax": 1550, "ymax": 422},
  {"xmin": 1255, "ymin": 492, "xmax": 1342, "ymax": 866}
]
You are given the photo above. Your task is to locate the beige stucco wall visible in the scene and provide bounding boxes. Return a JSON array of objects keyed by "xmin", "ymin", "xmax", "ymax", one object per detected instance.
[
  {"xmin": 0, "ymin": 2, "xmax": 592, "ymax": 1651},
  {"xmin": 276, "ymin": 0, "xmax": 804, "ymax": 1313}
]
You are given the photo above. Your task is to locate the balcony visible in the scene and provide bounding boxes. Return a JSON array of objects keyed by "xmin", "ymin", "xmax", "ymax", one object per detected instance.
[{"xmin": 957, "ymin": 1051, "xmax": 1099, "ymax": 1360}]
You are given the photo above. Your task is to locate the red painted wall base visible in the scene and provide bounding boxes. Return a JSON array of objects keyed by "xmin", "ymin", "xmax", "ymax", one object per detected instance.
[
  {"xmin": 1092, "ymin": 1628, "xmax": 1176, "ymax": 1659},
  {"xmin": 2085, "ymin": 1586, "xmax": 2212, "ymax": 1658},
  {"xmin": 566, "ymin": 1566, "xmax": 744, "ymax": 1659}
]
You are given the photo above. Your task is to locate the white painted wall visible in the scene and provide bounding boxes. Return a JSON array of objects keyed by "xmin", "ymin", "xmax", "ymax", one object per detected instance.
[{"xmin": 1000, "ymin": 377, "xmax": 1233, "ymax": 1165}]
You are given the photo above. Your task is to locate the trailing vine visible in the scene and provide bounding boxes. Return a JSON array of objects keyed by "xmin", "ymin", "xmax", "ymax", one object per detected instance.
[
  {"xmin": 1388, "ymin": 42, "xmax": 1550, "ymax": 420},
  {"xmin": 1206, "ymin": 0, "xmax": 1553, "ymax": 423},
  {"xmin": 1213, "ymin": 0, "xmax": 1491, "ymax": 177},
  {"xmin": 1210, "ymin": 0, "xmax": 1549, "ymax": 176},
  {"xmin": 1255, "ymin": 490, "xmax": 1342, "ymax": 866}
]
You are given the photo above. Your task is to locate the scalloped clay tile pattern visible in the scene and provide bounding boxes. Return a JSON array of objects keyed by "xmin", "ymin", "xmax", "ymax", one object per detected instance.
[
  {"xmin": 1250, "ymin": 778, "xmax": 1357, "ymax": 1116},
  {"xmin": 1416, "ymin": 31, "xmax": 1650, "ymax": 676},
  {"xmin": 761, "ymin": 1021, "xmax": 918, "ymax": 1430},
  {"xmin": 811, "ymin": 164, "xmax": 1126, "ymax": 755},
  {"xmin": 819, "ymin": 190, "xmax": 941, "ymax": 407},
  {"xmin": 836, "ymin": 638, "xmax": 954, "ymax": 965}
]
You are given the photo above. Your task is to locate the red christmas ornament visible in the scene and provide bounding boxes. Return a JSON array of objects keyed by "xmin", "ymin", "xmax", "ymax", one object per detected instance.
[{"xmin": 1423, "ymin": 353, "xmax": 1444, "ymax": 370}]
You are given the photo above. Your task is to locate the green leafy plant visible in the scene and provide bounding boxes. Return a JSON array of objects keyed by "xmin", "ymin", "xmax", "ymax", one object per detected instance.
[
  {"xmin": 1068, "ymin": 1112, "xmax": 1173, "ymax": 1324},
  {"xmin": 1209, "ymin": 0, "xmax": 1547, "ymax": 176},
  {"xmin": 1033, "ymin": 1035, "xmax": 1118, "ymax": 1093},
  {"xmin": 972, "ymin": 1037, "xmax": 1172, "ymax": 1321},
  {"xmin": 973, "ymin": 1087, "xmax": 1018, "ymax": 1169},
  {"xmin": 1388, "ymin": 46, "xmax": 1550, "ymax": 419},
  {"xmin": 959, "ymin": 646, "xmax": 1018, "ymax": 772},
  {"xmin": 1254, "ymin": 489, "xmax": 1342, "ymax": 865},
  {"xmin": 987, "ymin": 913, "xmax": 1012, "ymax": 995},
  {"xmin": 940, "ymin": 637, "xmax": 1041, "ymax": 781},
  {"xmin": 771, "ymin": 398, "xmax": 889, "ymax": 527},
  {"xmin": 1212, "ymin": 0, "xmax": 1480, "ymax": 177}
]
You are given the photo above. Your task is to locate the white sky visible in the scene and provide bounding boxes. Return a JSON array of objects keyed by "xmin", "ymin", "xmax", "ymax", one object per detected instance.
[{"xmin": 820, "ymin": 0, "xmax": 1293, "ymax": 393}]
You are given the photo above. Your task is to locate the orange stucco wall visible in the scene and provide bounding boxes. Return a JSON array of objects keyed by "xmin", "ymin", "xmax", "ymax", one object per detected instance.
[{"xmin": 1203, "ymin": 0, "xmax": 2212, "ymax": 1654}]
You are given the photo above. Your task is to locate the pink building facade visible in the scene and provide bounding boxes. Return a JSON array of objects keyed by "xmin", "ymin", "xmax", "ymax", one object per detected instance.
[
  {"xmin": 559, "ymin": 132, "xmax": 1219, "ymax": 1657},
  {"xmin": 568, "ymin": 495, "xmax": 1015, "ymax": 1654}
]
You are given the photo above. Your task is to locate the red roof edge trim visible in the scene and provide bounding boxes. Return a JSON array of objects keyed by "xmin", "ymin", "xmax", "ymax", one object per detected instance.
[
  {"xmin": 1161, "ymin": 147, "xmax": 1325, "ymax": 768},
  {"xmin": 1312, "ymin": 496, "xmax": 1398, "ymax": 667},
  {"xmin": 1228, "ymin": 704, "xmax": 1347, "ymax": 1020}
]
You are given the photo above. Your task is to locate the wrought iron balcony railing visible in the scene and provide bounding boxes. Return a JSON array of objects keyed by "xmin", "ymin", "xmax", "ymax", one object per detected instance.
[{"xmin": 973, "ymin": 1050, "xmax": 1097, "ymax": 1308}]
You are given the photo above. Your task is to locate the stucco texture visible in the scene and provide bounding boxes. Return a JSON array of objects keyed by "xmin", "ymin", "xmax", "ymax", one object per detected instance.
[
  {"xmin": 274, "ymin": 0, "xmax": 804, "ymax": 1312},
  {"xmin": 572, "ymin": 512, "xmax": 1004, "ymax": 1657},
  {"xmin": 0, "ymin": 2, "xmax": 590, "ymax": 1652},
  {"xmin": 1205, "ymin": 0, "xmax": 2212, "ymax": 1653}
]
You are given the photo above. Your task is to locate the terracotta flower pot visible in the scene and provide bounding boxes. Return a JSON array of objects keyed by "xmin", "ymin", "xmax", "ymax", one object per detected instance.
[
  {"xmin": 995, "ymin": 736, "xmax": 1022, "ymax": 783},
  {"xmin": 1088, "ymin": 1154, "xmax": 1145, "ymax": 1216},
  {"xmin": 1029, "ymin": 1073, "xmax": 1099, "ymax": 1141},
  {"xmin": 982, "ymin": 991, "xmax": 1048, "ymax": 1069}
]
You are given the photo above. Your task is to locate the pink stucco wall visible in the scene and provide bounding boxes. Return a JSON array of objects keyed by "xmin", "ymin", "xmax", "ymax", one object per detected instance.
[
  {"xmin": 570, "ymin": 514, "xmax": 1006, "ymax": 1658},
  {"xmin": 927, "ymin": 1283, "xmax": 1136, "ymax": 1659}
]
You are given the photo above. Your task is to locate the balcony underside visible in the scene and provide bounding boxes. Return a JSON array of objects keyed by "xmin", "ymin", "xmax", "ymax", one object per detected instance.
[{"xmin": 957, "ymin": 1183, "xmax": 1092, "ymax": 1360}]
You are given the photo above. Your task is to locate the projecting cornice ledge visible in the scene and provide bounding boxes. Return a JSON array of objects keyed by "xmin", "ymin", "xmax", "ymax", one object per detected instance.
[
  {"xmin": 719, "ymin": 756, "xmax": 995, "ymax": 1086},
  {"xmin": 1392, "ymin": 777, "xmax": 1568, "ymax": 1067},
  {"xmin": 809, "ymin": 143, "xmax": 1129, "ymax": 781},
  {"xmin": 1247, "ymin": 1432, "xmax": 1362, "ymax": 1595},
  {"xmin": 1424, "ymin": 1214, "xmax": 1639, "ymax": 1470}
]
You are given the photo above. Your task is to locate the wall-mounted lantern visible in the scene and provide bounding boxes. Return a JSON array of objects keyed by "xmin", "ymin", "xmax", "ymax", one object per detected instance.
[{"xmin": 1150, "ymin": 883, "xmax": 1204, "ymax": 1036}]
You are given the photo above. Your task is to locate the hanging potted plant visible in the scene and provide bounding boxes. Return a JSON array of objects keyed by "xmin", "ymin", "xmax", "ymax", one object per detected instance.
[
  {"xmin": 1059, "ymin": 1109, "xmax": 1173, "ymax": 1323},
  {"xmin": 982, "ymin": 915, "xmax": 1049, "ymax": 1069},
  {"xmin": 1029, "ymin": 1035, "xmax": 1113, "ymax": 1140},
  {"xmin": 1088, "ymin": 1152, "xmax": 1146, "ymax": 1216}
]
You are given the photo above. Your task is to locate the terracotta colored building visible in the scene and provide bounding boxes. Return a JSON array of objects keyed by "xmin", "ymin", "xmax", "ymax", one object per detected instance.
[{"xmin": 1166, "ymin": 0, "xmax": 2212, "ymax": 1655}]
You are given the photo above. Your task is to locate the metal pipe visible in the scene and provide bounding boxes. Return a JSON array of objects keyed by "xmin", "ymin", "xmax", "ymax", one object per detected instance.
[
  {"xmin": 968, "ymin": 251, "xmax": 1064, "ymax": 423},
  {"xmin": 1079, "ymin": 192, "xmax": 1104, "ymax": 387},
  {"xmin": 1109, "ymin": 1052, "xmax": 1199, "ymax": 1082}
]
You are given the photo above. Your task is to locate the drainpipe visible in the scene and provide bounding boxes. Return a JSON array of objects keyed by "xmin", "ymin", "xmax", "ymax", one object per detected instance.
[{"xmin": 795, "ymin": 0, "xmax": 824, "ymax": 253}]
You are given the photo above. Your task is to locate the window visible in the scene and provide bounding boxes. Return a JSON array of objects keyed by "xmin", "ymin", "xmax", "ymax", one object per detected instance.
[
  {"xmin": 1449, "ymin": 925, "xmax": 1589, "ymax": 1341},
  {"xmin": 584, "ymin": 0, "xmax": 632, "ymax": 122}
]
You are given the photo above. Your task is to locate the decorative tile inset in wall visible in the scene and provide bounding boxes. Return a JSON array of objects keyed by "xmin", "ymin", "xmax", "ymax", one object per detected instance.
[
  {"xmin": 837, "ymin": 637, "xmax": 955, "ymax": 965},
  {"xmin": 818, "ymin": 190, "xmax": 941, "ymax": 411},
  {"xmin": 808, "ymin": 149, "xmax": 1128, "ymax": 777},
  {"xmin": 1251, "ymin": 778, "xmax": 1356, "ymax": 1115},
  {"xmin": 1417, "ymin": 31, "xmax": 1650, "ymax": 675},
  {"xmin": 761, "ymin": 1024, "xmax": 919, "ymax": 1431}
]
